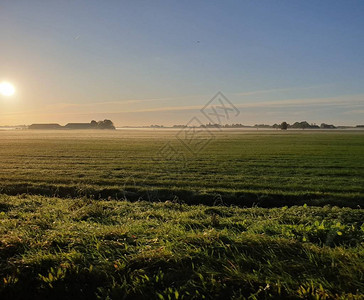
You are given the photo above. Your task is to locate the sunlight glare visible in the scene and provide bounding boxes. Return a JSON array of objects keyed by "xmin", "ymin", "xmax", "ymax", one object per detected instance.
[{"xmin": 0, "ymin": 82, "xmax": 15, "ymax": 96}]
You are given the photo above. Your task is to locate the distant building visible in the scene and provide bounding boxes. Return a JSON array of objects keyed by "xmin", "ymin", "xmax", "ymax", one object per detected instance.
[
  {"xmin": 64, "ymin": 123, "xmax": 94, "ymax": 129},
  {"xmin": 28, "ymin": 123, "xmax": 63, "ymax": 130}
]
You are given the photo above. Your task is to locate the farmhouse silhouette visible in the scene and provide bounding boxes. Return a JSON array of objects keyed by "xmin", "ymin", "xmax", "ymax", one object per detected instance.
[{"xmin": 29, "ymin": 120, "xmax": 115, "ymax": 130}]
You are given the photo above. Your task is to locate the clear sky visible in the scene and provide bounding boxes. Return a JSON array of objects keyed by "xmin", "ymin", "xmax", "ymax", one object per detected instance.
[{"xmin": 1, "ymin": 0, "xmax": 363, "ymax": 126}]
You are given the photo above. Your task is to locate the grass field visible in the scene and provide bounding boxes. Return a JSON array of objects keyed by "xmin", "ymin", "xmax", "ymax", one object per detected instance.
[
  {"xmin": 0, "ymin": 195, "xmax": 363, "ymax": 299},
  {"xmin": 0, "ymin": 130, "xmax": 363, "ymax": 207},
  {"xmin": 0, "ymin": 129, "xmax": 363, "ymax": 299}
]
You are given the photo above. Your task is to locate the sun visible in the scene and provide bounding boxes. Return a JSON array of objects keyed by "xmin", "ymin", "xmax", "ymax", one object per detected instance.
[{"xmin": 0, "ymin": 82, "xmax": 15, "ymax": 96}]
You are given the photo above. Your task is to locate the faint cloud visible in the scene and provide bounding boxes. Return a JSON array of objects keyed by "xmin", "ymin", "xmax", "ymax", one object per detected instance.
[
  {"xmin": 232, "ymin": 84, "xmax": 332, "ymax": 97},
  {"xmin": 122, "ymin": 93, "xmax": 364, "ymax": 113},
  {"xmin": 343, "ymin": 109, "xmax": 364, "ymax": 114}
]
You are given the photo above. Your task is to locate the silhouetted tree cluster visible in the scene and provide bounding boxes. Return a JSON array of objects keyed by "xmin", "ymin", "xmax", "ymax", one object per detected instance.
[
  {"xmin": 91, "ymin": 119, "xmax": 116, "ymax": 130},
  {"xmin": 320, "ymin": 123, "xmax": 336, "ymax": 129},
  {"xmin": 279, "ymin": 121, "xmax": 320, "ymax": 130},
  {"xmin": 166, "ymin": 121, "xmax": 344, "ymax": 130},
  {"xmin": 290, "ymin": 121, "xmax": 319, "ymax": 129},
  {"xmin": 254, "ymin": 124, "xmax": 271, "ymax": 128},
  {"xmin": 280, "ymin": 122, "xmax": 288, "ymax": 130}
]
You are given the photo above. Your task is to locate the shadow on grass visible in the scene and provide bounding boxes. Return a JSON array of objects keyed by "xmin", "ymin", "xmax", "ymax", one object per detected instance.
[{"xmin": 1, "ymin": 183, "xmax": 362, "ymax": 208}]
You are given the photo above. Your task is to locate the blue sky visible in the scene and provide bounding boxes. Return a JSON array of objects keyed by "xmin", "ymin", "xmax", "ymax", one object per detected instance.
[{"xmin": 0, "ymin": 0, "xmax": 363, "ymax": 125}]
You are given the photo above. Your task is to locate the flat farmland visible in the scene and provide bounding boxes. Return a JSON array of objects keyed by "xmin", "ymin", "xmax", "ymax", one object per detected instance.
[
  {"xmin": 0, "ymin": 130, "xmax": 363, "ymax": 207},
  {"xmin": 0, "ymin": 129, "xmax": 363, "ymax": 299}
]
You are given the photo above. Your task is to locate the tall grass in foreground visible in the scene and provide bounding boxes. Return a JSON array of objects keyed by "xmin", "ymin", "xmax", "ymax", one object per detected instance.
[{"xmin": 0, "ymin": 194, "xmax": 363, "ymax": 299}]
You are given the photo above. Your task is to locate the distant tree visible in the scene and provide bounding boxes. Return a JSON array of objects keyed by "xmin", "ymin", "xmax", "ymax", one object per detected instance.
[
  {"xmin": 320, "ymin": 123, "xmax": 336, "ymax": 129},
  {"xmin": 97, "ymin": 119, "xmax": 116, "ymax": 130},
  {"xmin": 254, "ymin": 124, "xmax": 271, "ymax": 128},
  {"xmin": 280, "ymin": 121, "xmax": 288, "ymax": 130},
  {"xmin": 291, "ymin": 121, "xmax": 311, "ymax": 129},
  {"xmin": 90, "ymin": 120, "xmax": 98, "ymax": 128}
]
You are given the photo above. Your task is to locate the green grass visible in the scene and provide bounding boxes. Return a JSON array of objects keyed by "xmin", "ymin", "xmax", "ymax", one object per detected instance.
[
  {"xmin": 0, "ymin": 130, "xmax": 363, "ymax": 207},
  {"xmin": 0, "ymin": 194, "xmax": 363, "ymax": 299},
  {"xmin": 0, "ymin": 130, "xmax": 363, "ymax": 299}
]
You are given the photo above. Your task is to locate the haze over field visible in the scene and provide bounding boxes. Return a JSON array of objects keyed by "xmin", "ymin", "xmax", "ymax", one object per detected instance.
[{"xmin": 1, "ymin": 1, "xmax": 364, "ymax": 126}]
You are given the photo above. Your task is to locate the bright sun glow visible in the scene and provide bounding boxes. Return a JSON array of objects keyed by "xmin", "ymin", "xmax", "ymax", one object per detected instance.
[{"xmin": 0, "ymin": 82, "xmax": 15, "ymax": 96}]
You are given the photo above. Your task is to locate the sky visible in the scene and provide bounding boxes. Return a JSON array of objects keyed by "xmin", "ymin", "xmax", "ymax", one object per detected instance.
[{"xmin": 0, "ymin": 0, "xmax": 364, "ymax": 126}]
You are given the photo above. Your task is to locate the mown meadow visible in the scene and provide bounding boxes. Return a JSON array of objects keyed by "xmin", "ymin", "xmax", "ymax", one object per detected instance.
[
  {"xmin": 0, "ymin": 129, "xmax": 363, "ymax": 299},
  {"xmin": 0, "ymin": 130, "xmax": 363, "ymax": 207}
]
